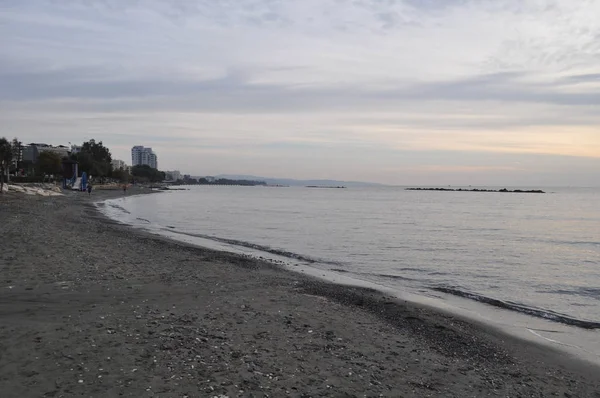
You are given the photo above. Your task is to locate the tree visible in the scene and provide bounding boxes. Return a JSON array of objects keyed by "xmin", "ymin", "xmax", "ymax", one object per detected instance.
[
  {"xmin": 73, "ymin": 151, "xmax": 93, "ymax": 175},
  {"xmin": 75, "ymin": 139, "xmax": 113, "ymax": 177},
  {"xmin": 131, "ymin": 165, "xmax": 165, "ymax": 183},
  {"xmin": 10, "ymin": 138, "xmax": 22, "ymax": 174},
  {"xmin": 0, "ymin": 137, "xmax": 13, "ymax": 193},
  {"xmin": 37, "ymin": 151, "xmax": 63, "ymax": 176},
  {"xmin": 112, "ymin": 167, "xmax": 131, "ymax": 183}
]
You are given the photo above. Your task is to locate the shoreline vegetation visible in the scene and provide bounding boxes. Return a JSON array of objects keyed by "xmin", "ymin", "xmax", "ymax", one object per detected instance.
[
  {"xmin": 1, "ymin": 189, "xmax": 599, "ymax": 396},
  {"xmin": 406, "ymin": 187, "xmax": 546, "ymax": 193}
]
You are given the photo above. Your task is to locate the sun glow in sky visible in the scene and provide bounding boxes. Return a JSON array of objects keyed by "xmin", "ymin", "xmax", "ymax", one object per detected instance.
[{"xmin": 1, "ymin": 0, "xmax": 599, "ymax": 185}]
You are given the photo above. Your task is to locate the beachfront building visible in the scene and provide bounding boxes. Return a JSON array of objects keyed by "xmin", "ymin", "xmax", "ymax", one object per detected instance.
[
  {"xmin": 111, "ymin": 159, "xmax": 127, "ymax": 170},
  {"xmin": 22, "ymin": 143, "xmax": 71, "ymax": 163},
  {"xmin": 131, "ymin": 146, "xmax": 158, "ymax": 169},
  {"xmin": 165, "ymin": 170, "xmax": 182, "ymax": 181}
]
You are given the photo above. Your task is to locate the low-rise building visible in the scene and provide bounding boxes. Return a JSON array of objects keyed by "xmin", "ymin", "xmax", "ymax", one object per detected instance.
[
  {"xmin": 22, "ymin": 143, "xmax": 70, "ymax": 163},
  {"xmin": 111, "ymin": 159, "xmax": 127, "ymax": 170},
  {"xmin": 165, "ymin": 170, "xmax": 182, "ymax": 181}
]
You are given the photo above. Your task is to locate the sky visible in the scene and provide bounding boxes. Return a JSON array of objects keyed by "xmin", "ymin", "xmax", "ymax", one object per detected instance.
[{"xmin": 1, "ymin": 0, "xmax": 599, "ymax": 186}]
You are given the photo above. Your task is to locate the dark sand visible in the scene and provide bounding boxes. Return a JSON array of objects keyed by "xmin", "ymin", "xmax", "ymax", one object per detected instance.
[{"xmin": 1, "ymin": 189, "xmax": 599, "ymax": 397}]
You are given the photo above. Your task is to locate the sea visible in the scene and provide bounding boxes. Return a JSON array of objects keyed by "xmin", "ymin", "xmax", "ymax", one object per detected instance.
[{"xmin": 98, "ymin": 185, "xmax": 600, "ymax": 363}]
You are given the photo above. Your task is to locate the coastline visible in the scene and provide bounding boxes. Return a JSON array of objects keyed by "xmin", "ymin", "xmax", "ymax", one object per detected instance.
[{"xmin": 1, "ymin": 190, "xmax": 599, "ymax": 397}]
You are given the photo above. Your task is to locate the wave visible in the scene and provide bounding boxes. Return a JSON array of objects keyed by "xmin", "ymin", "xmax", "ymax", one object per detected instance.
[
  {"xmin": 543, "ymin": 287, "xmax": 600, "ymax": 301},
  {"xmin": 387, "ymin": 267, "xmax": 431, "ymax": 273},
  {"xmin": 163, "ymin": 228, "xmax": 342, "ymax": 266},
  {"xmin": 107, "ymin": 203, "xmax": 131, "ymax": 214},
  {"xmin": 370, "ymin": 273, "xmax": 416, "ymax": 282},
  {"xmin": 523, "ymin": 237, "xmax": 600, "ymax": 247},
  {"xmin": 552, "ymin": 240, "xmax": 600, "ymax": 247},
  {"xmin": 427, "ymin": 271, "xmax": 451, "ymax": 276},
  {"xmin": 434, "ymin": 287, "xmax": 600, "ymax": 330},
  {"xmin": 330, "ymin": 270, "xmax": 417, "ymax": 282}
]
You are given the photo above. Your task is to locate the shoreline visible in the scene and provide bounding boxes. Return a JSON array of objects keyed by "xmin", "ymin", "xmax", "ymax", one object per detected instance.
[
  {"xmin": 98, "ymin": 190, "xmax": 600, "ymax": 364},
  {"xmin": 1, "ymin": 189, "xmax": 599, "ymax": 396},
  {"xmin": 92, "ymin": 193, "xmax": 600, "ymax": 377}
]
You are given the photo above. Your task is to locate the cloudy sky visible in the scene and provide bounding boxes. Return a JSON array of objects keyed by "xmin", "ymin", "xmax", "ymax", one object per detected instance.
[{"xmin": 1, "ymin": 0, "xmax": 599, "ymax": 185}]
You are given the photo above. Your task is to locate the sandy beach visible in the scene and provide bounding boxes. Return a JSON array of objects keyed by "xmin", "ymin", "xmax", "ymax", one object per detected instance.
[{"xmin": 1, "ymin": 189, "xmax": 599, "ymax": 397}]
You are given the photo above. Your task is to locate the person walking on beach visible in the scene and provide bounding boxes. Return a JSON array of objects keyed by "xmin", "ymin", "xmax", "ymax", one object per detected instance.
[
  {"xmin": 123, "ymin": 184, "xmax": 127, "ymax": 195},
  {"xmin": 87, "ymin": 184, "xmax": 93, "ymax": 196}
]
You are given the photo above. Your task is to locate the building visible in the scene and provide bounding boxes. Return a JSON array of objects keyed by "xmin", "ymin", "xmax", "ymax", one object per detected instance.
[
  {"xmin": 165, "ymin": 170, "xmax": 182, "ymax": 181},
  {"xmin": 22, "ymin": 143, "xmax": 70, "ymax": 163},
  {"xmin": 131, "ymin": 146, "xmax": 144, "ymax": 166},
  {"xmin": 70, "ymin": 145, "xmax": 82, "ymax": 154},
  {"xmin": 148, "ymin": 151, "xmax": 157, "ymax": 169},
  {"xmin": 131, "ymin": 146, "xmax": 158, "ymax": 169},
  {"xmin": 111, "ymin": 159, "xmax": 127, "ymax": 170},
  {"xmin": 47, "ymin": 145, "xmax": 70, "ymax": 158}
]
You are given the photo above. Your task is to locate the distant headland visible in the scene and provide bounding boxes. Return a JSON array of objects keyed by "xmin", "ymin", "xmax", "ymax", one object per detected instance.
[{"xmin": 406, "ymin": 188, "xmax": 545, "ymax": 194}]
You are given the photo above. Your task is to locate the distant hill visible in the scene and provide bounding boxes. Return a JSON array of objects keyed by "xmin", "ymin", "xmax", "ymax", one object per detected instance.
[{"xmin": 214, "ymin": 175, "xmax": 385, "ymax": 187}]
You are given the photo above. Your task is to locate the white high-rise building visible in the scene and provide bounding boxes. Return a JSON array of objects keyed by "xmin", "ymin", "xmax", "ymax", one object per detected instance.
[{"xmin": 131, "ymin": 146, "xmax": 158, "ymax": 169}]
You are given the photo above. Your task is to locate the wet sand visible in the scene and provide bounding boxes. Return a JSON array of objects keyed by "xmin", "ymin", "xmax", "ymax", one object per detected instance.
[{"xmin": 1, "ymin": 189, "xmax": 599, "ymax": 397}]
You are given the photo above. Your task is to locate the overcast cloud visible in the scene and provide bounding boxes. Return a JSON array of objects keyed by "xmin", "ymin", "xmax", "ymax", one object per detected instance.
[{"xmin": 1, "ymin": 0, "xmax": 599, "ymax": 185}]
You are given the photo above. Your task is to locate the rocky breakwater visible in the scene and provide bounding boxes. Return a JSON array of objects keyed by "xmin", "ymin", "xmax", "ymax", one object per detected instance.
[
  {"xmin": 1, "ymin": 183, "xmax": 64, "ymax": 197},
  {"xmin": 406, "ymin": 187, "xmax": 545, "ymax": 193}
]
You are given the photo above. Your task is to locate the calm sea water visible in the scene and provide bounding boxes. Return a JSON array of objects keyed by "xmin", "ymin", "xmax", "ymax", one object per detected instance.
[{"xmin": 99, "ymin": 186, "xmax": 600, "ymax": 331}]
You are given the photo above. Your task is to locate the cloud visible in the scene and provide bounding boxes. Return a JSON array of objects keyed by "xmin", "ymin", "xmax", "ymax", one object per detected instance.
[
  {"xmin": 1, "ymin": 0, "xmax": 600, "ymax": 184},
  {"xmin": 2, "ymin": 66, "xmax": 600, "ymax": 111},
  {"xmin": 560, "ymin": 73, "xmax": 600, "ymax": 84}
]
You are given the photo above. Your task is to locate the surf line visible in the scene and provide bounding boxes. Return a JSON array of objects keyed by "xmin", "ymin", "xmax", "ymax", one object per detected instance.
[{"xmin": 526, "ymin": 329, "xmax": 580, "ymax": 349}]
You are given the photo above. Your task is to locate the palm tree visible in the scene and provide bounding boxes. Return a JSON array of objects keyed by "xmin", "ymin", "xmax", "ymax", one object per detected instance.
[{"xmin": 0, "ymin": 137, "xmax": 13, "ymax": 193}]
